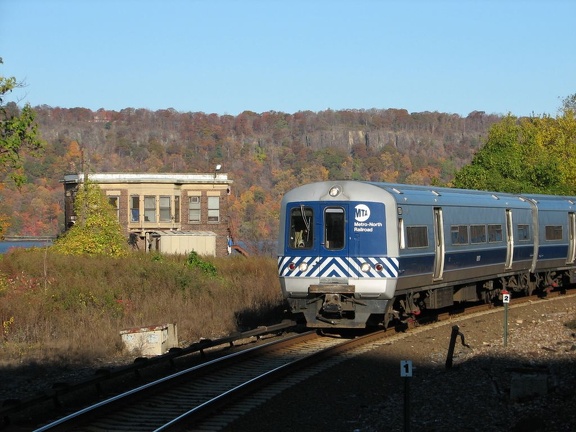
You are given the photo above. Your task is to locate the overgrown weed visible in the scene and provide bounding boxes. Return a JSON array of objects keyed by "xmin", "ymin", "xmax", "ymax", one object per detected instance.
[{"xmin": 0, "ymin": 249, "xmax": 285, "ymax": 366}]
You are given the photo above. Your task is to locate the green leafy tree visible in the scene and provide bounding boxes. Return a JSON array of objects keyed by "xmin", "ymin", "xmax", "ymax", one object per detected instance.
[
  {"xmin": 0, "ymin": 58, "xmax": 45, "ymax": 187},
  {"xmin": 453, "ymin": 106, "xmax": 576, "ymax": 195},
  {"xmin": 51, "ymin": 180, "xmax": 128, "ymax": 256}
]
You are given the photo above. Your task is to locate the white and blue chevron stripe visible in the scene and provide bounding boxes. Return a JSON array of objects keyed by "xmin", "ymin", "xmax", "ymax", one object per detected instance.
[{"xmin": 278, "ymin": 256, "xmax": 399, "ymax": 278}]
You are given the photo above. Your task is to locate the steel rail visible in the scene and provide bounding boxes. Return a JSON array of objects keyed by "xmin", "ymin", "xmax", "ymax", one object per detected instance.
[
  {"xmin": 33, "ymin": 331, "xmax": 323, "ymax": 432},
  {"xmin": 1, "ymin": 320, "xmax": 297, "ymax": 426}
]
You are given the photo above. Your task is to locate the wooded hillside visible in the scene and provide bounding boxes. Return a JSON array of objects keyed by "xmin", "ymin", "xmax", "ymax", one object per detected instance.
[{"xmin": 0, "ymin": 106, "xmax": 500, "ymax": 248}]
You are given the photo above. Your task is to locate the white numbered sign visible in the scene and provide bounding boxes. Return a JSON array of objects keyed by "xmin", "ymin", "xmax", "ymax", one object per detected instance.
[
  {"xmin": 503, "ymin": 293, "xmax": 511, "ymax": 304},
  {"xmin": 400, "ymin": 360, "xmax": 413, "ymax": 377}
]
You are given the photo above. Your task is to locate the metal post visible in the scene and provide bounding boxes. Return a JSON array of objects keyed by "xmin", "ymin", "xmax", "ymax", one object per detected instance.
[
  {"xmin": 502, "ymin": 289, "xmax": 510, "ymax": 347},
  {"xmin": 504, "ymin": 301, "xmax": 508, "ymax": 347},
  {"xmin": 404, "ymin": 376, "xmax": 410, "ymax": 432},
  {"xmin": 400, "ymin": 360, "xmax": 413, "ymax": 432},
  {"xmin": 445, "ymin": 325, "xmax": 460, "ymax": 369}
]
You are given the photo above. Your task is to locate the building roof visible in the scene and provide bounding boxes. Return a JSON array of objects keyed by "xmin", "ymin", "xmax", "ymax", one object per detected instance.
[
  {"xmin": 150, "ymin": 230, "xmax": 217, "ymax": 237},
  {"xmin": 62, "ymin": 172, "xmax": 232, "ymax": 185}
]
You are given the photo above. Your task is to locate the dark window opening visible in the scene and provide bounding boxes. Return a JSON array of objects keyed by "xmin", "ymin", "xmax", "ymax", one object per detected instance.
[
  {"xmin": 325, "ymin": 207, "xmax": 345, "ymax": 250},
  {"xmin": 406, "ymin": 226, "xmax": 428, "ymax": 248},
  {"xmin": 545, "ymin": 225, "xmax": 563, "ymax": 241},
  {"xmin": 290, "ymin": 206, "xmax": 313, "ymax": 249}
]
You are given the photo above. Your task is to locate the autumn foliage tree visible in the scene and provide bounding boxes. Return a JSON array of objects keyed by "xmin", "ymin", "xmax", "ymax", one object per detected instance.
[{"xmin": 51, "ymin": 180, "xmax": 127, "ymax": 256}]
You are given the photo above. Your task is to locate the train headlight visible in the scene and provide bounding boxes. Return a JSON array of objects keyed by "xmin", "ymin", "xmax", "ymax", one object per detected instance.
[
  {"xmin": 361, "ymin": 262, "xmax": 372, "ymax": 272},
  {"xmin": 375, "ymin": 263, "xmax": 384, "ymax": 272},
  {"xmin": 288, "ymin": 262, "xmax": 308, "ymax": 272},
  {"xmin": 329, "ymin": 185, "xmax": 342, "ymax": 197}
]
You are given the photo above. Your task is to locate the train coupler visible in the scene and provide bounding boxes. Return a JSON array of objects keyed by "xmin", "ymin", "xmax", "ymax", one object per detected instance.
[{"xmin": 322, "ymin": 294, "xmax": 343, "ymax": 314}]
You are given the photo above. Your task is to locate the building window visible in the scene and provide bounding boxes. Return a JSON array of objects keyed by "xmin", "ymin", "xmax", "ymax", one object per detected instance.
[
  {"xmin": 208, "ymin": 196, "xmax": 220, "ymax": 222},
  {"xmin": 144, "ymin": 196, "xmax": 156, "ymax": 222},
  {"xmin": 174, "ymin": 196, "xmax": 180, "ymax": 223},
  {"xmin": 130, "ymin": 195, "xmax": 140, "ymax": 222},
  {"xmin": 108, "ymin": 196, "xmax": 119, "ymax": 220},
  {"xmin": 189, "ymin": 196, "xmax": 201, "ymax": 222},
  {"xmin": 159, "ymin": 196, "xmax": 171, "ymax": 222}
]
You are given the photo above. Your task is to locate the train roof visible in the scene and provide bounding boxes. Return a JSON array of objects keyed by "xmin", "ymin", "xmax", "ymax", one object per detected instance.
[
  {"xmin": 519, "ymin": 193, "xmax": 576, "ymax": 211},
  {"xmin": 281, "ymin": 181, "xmax": 576, "ymax": 210},
  {"xmin": 362, "ymin": 182, "xmax": 530, "ymax": 208}
]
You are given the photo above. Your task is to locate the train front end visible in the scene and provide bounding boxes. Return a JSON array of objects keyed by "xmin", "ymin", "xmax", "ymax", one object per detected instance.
[{"xmin": 278, "ymin": 181, "xmax": 399, "ymax": 328}]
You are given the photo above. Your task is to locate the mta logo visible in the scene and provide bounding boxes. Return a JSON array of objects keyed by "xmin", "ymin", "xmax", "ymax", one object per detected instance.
[{"xmin": 354, "ymin": 204, "xmax": 370, "ymax": 222}]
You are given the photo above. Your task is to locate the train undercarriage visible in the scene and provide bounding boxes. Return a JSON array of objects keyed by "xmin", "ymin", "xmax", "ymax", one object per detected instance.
[
  {"xmin": 388, "ymin": 269, "xmax": 576, "ymax": 327},
  {"xmin": 290, "ymin": 269, "xmax": 575, "ymax": 329}
]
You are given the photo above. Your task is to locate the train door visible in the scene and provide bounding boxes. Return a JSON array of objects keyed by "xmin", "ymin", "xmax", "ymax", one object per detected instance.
[
  {"xmin": 505, "ymin": 209, "xmax": 514, "ymax": 269},
  {"xmin": 322, "ymin": 204, "xmax": 350, "ymax": 277},
  {"xmin": 567, "ymin": 212, "xmax": 576, "ymax": 264},
  {"xmin": 324, "ymin": 206, "xmax": 346, "ymax": 252},
  {"xmin": 433, "ymin": 207, "xmax": 445, "ymax": 281}
]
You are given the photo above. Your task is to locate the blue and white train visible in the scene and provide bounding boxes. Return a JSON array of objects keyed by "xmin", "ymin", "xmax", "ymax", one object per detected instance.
[{"xmin": 277, "ymin": 181, "xmax": 576, "ymax": 328}]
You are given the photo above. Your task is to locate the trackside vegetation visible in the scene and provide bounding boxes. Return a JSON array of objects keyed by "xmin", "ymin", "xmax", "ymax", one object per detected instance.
[{"xmin": 0, "ymin": 249, "xmax": 284, "ymax": 365}]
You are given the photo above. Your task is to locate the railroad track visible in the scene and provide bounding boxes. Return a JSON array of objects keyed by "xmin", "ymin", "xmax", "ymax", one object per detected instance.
[{"xmin": 33, "ymin": 329, "xmax": 394, "ymax": 432}]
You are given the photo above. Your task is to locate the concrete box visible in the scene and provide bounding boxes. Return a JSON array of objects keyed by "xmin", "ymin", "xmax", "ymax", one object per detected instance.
[{"xmin": 120, "ymin": 323, "xmax": 178, "ymax": 356}]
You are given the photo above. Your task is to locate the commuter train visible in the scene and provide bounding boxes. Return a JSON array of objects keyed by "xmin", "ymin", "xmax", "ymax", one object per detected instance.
[{"xmin": 277, "ymin": 181, "xmax": 576, "ymax": 328}]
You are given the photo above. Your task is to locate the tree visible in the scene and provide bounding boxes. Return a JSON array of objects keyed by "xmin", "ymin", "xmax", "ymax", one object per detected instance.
[
  {"xmin": 51, "ymin": 180, "xmax": 128, "ymax": 257},
  {"xmin": 1, "ymin": 58, "xmax": 45, "ymax": 187},
  {"xmin": 561, "ymin": 93, "xmax": 576, "ymax": 112},
  {"xmin": 453, "ymin": 105, "xmax": 576, "ymax": 194}
]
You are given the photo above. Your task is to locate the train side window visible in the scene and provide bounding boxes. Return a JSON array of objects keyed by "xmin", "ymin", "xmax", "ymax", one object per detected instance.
[
  {"xmin": 545, "ymin": 225, "xmax": 563, "ymax": 241},
  {"xmin": 289, "ymin": 206, "xmax": 314, "ymax": 248},
  {"xmin": 324, "ymin": 207, "xmax": 345, "ymax": 250},
  {"xmin": 451, "ymin": 225, "xmax": 469, "ymax": 245},
  {"xmin": 470, "ymin": 225, "xmax": 487, "ymax": 244},
  {"xmin": 488, "ymin": 224, "xmax": 503, "ymax": 242},
  {"xmin": 517, "ymin": 224, "xmax": 530, "ymax": 241},
  {"xmin": 406, "ymin": 226, "xmax": 428, "ymax": 248}
]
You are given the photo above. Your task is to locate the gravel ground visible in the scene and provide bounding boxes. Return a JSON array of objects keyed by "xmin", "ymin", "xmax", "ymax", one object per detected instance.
[{"xmin": 227, "ymin": 293, "xmax": 576, "ymax": 432}]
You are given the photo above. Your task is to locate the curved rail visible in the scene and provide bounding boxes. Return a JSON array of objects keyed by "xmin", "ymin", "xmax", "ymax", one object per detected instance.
[
  {"xmin": 1, "ymin": 320, "xmax": 296, "ymax": 428},
  {"xmin": 34, "ymin": 331, "xmax": 348, "ymax": 431}
]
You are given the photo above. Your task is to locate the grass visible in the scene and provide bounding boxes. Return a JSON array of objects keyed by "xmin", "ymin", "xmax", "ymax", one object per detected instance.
[{"xmin": 0, "ymin": 248, "xmax": 286, "ymax": 366}]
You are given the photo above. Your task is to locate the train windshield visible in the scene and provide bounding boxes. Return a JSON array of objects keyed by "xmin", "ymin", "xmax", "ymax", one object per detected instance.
[
  {"xmin": 324, "ymin": 207, "xmax": 345, "ymax": 250},
  {"xmin": 289, "ymin": 206, "xmax": 314, "ymax": 248}
]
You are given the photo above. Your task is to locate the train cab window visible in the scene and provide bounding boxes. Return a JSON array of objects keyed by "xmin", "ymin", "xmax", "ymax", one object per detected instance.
[
  {"xmin": 488, "ymin": 224, "xmax": 503, "ymax": 242},
  {"xmin": 324, "ymin": 207, "xmax": 345, "ymax": 250},
  {"xmin": 406, "ymin": 226, "xmax": 428, "ymax": 248},
  {"xmin": 289, "ymin": 206, "xmax": 314, "ymax": 249},
  {"xmin": 470, "ymin": 225, "xmax": 487, "ymax": 244},
  {"xmin": 545, "ymin": 225, "xmax": 563, "ymax": 241},
  {"xmin": 517, "ymin": 224, "xmax": 530, "ymax": 241},
  {"xmin": 451, "ymin": 225, "xmax": 469, "ymax": 245}
]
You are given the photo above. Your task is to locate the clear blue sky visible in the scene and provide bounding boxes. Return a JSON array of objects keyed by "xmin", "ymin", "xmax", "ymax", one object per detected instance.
[{"xmin": 1, "ymin": 0, "xmax": 574, "ymax": 117}]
